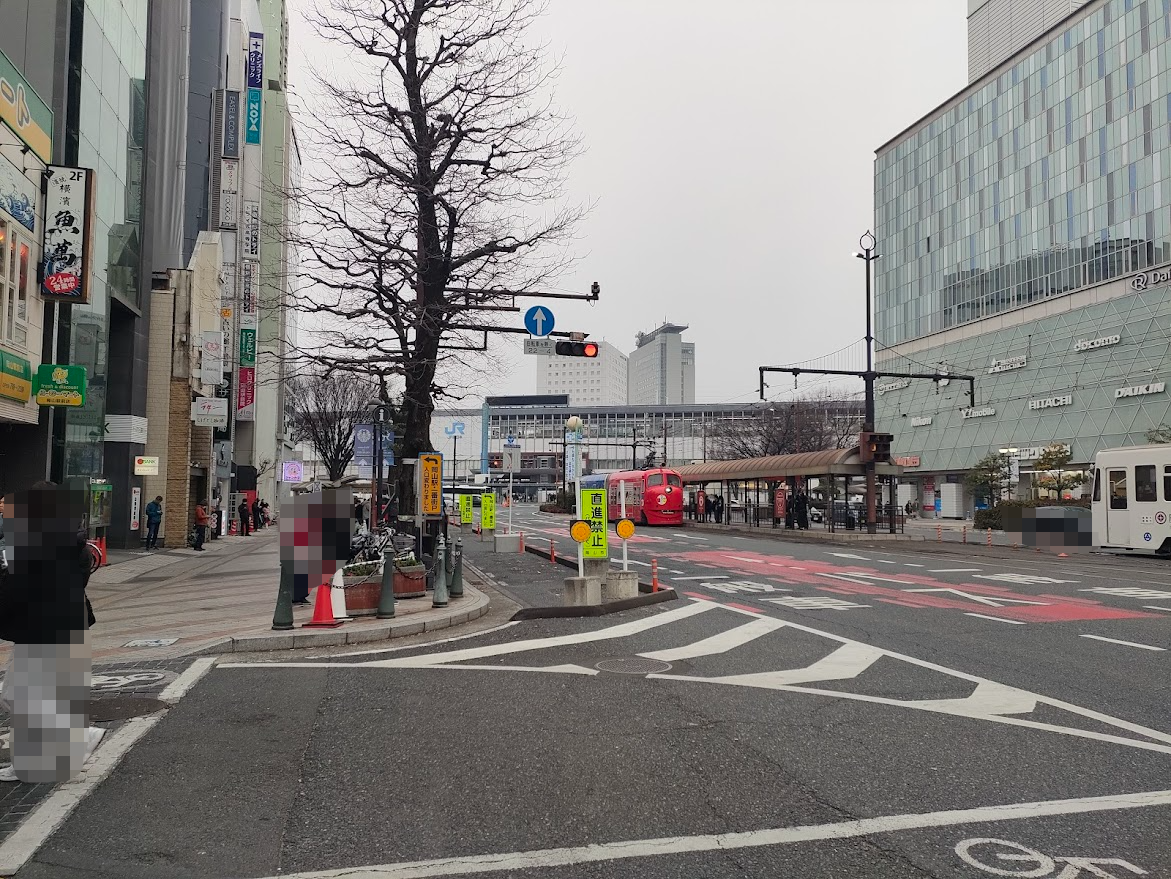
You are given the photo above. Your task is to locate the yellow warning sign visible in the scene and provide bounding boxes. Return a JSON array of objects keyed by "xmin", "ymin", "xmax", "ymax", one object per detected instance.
[
  {"xmin": 481, "ymin": 492, "xmax": 496, "ymax": 530},
  {"xmin": 615, "ymin": 518, "xmax": 635, "ymax": 540},
  {"xmin": 580, "ymin": 487, "xmax": 608, "ymax": 559},
  {"xmin": 420, "ymin": 454, "xmax": 443, "ymax": 517}
]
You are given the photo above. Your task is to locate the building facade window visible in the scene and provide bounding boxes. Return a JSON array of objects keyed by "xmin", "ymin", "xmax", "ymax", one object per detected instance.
[{"xmin": 0, "ymin": 221, "xmax": 31, "ymax": 348}]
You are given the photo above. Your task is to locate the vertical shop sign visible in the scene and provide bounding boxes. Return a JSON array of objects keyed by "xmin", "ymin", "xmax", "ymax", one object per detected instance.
[
  {"xmin": 223, "ymin": 90, "xmax": 241, "ymax": 158},
  {"xmin": 242, "ymin": 201, "xmax": 260, "ymax": 258},
  {"xmin": 237, "ymin": 367, "xmax": 255, "ymax": 420},
  {"xmin": 41, "ymin": 166, "xmax": 94, "ymax": 302}
]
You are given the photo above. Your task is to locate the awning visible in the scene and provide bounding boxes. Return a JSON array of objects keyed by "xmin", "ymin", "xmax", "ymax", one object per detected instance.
[{"xmin": 675, "ymin": 447, "xmax": 903, "ymax": 483}]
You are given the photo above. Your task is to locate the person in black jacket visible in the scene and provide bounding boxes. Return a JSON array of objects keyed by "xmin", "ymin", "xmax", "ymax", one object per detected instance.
[{"xmin": 0, "ymin": 483, "xmax": 101, "ymax": 783}]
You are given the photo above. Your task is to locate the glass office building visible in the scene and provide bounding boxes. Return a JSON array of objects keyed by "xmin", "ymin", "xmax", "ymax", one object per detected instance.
[{"xmin": 875, "ymin": 0, "xmax": 1171, "ymax": 515}]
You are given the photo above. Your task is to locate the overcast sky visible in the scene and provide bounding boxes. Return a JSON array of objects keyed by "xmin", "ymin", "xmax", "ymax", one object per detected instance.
[{"xmin": 286, "ymin": 1, "xmax": 967, "ymax": 405}]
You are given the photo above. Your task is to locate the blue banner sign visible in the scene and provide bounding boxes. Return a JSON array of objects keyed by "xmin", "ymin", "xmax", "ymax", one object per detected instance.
[{"xmin": 245, "ymin": 88, "xmax": 262, "ymax": 145}]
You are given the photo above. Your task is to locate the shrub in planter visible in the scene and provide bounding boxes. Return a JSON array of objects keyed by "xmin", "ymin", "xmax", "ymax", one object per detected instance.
[{"xmin": 974, "ymin": 498, "xmax": 1089, "ymax": 532}]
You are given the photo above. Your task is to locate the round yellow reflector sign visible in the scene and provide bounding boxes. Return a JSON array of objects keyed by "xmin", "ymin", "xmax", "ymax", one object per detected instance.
[
  {"xmin": 570, "ymin": 520, "xmax": 591, "ymax": 543},
  {"xmin": 615, "ymin": 518, "xmax": 635, "ymax": 540}
]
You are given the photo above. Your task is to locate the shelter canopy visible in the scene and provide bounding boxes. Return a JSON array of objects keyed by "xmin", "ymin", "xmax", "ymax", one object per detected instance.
[{"xmin": 675, "ymin": 447, "xmax": 903, "ymax": 483}]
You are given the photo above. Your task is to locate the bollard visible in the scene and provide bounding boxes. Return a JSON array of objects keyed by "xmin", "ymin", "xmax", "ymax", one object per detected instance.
[
  {"xmin": 377, "ymin": 547, "xmax": 397, "ymax": 619},
  {"xmin": 962, "ymin": 525, "xmax": 967, "ymax": 544},
  {"xmin": 549, "ymin": 538, "xmax": 556, "ymax": 565},
  {"xmin": 651, "ymin": 558, "xmax": 660, "ymax": 592},
  {"xmin": 450, "ymin": 536, "xmax": 464, "ymax": 598},
  {"xmin": 519, "ymin": 531, "xmax": 525, "ymax": 552},
  {"xmin": 271, "ymin": 559, "xmax": 295, "ymax": 630},
  {"xmin": 433, "ymin": 534, "xmax": 449, "ymax": 608},
  {"xmin": 987, "ymin": 528, "xmax": 992, "ymax": 547},
  {"xmin": 936, "ymin": 524, "xmax": 942, "ymax": 543}
]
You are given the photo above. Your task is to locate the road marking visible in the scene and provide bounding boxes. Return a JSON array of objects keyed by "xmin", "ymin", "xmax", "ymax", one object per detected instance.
[
  {"xmin": 1080, "ymin": 634, "xmax": 1166, "ymax": 652},
  {"xmin": 964, "ymin": 613, "xmax": 1027, "ymax": 625},
  {"xmin": 1082, "ymin": 587, "xmax": 1171, "ymax": 599},
  {"xmin": 929, "ymin": 568, "xmax": 983, "ymax": 573},
  {"xmin": 666, "ymin": 569, "xmax": 687, "ymax": 575},
  {"xmin": 975, "ymin": 573, "xmax": 1077, "ymax": 585},
  {"xmin": 611, "ymin": 559, "xmax": 651, "ymax": 567},
  {"xmin": 640, "ymin": 616, "xmax": 785, "ymax": 661},
  {"xmin": 905, "ymin": 588, "xmax": 1049, "ymax": 608},
  {"xmin": 260, "ymin": 789, "xmax": 1171, "ymax": 879},
  {"xmin": 762, "ymin": 597, "xmax": 869, "ymax": 611},
  {"xmin": 314, "ymin": 621, "xmax": 522, "ymax": 659},
  {"xmin": 158, "ymin": 657, "xmax": 217, "ymax": 702},
  {"xmin": 877, "ymin": 560, "xmax": 898, "ymax": 565},
  {"xmin": 829, "ymin": 553, "xmax": 870, "ymax": 560},
  {"xmin": 673, "ymin": 575, "xmax": 728, "ymax": 581},
  {"xmin": 903, "ymin": 564, "xmax": 926, "ymax": 567},
  {"xmin": 673, "ymin": 533, "xmax": 708, "ymax": 540},
  {"xmin": 769, "ymin": 562, "xmax": 789, "ymax": 567},
  {"xmin": 1142, "ymin": 605, "xmax": 1171, "ymax": 612},
  {"xmin": 724, "ymin": 555, "xmax": 759, "ymax": 563},
  {"xmin": 729, "ymin": 536, "xmax": 748, "ymax": 540}
]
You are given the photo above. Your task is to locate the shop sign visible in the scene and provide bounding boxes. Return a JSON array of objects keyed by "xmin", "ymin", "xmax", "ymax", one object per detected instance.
[
  {"xmin": 961, "ymin": 406, "xmax": 995, "ymax": 419},
  {"xmin": 89, "ymin": 478, "xmax": 112, "ymax": 527},
  {"xmin": 0, "ymin": 48, "xmax": 53, "ymax": 163},
  {"xmin": 245, "ymin": 88, "xmax": 262, "ymax": 145},
  {"xmin": 1029, "ymin": 394, "xmax": 1073, "ymax": 410},
  {"xmin": 876, "ymin": 378, "xmax": 911, "ymax": 395},
  {"xmin": 910, "ymin": 416, "xmax": 932, "ymax": 427},
  {"xmin": 130, "ymin": 486, "xmax": 141, "ymax": 531},
  {"xmin": 1017, "ymin": 443, "xmax": 1070, "ymax": 460},
  {"xmin": 0, "ymin": 347, "xmax": 31, "ymax": 402},
  {"xmin": 988, "ymin": 355, "xmax": 1026, "ymax": 374},
  {"xmin": 200, "ymin": 331, "xmax": 224, "ymax": 384},
  {"xmin": 241, "ymin": 260, "xmax": 256, "ymax": 312},
  {"xmin": 34, "ymin": 363, "xmax": 86, "ymax": 406},
  {"xmin": 41, "ymin": 166, "xmax": 94, "ymax": 303},
  {"xmin": 242, "ymin": 202, "xmax": 260, "ymax": 258},
  {"xmin": 580, "ymin": 487, "xmax": 608, "ymax": 559},
  {"xmin": 191, "ymin": 397, "xmax": 228, "ymax": 428},
  {"xmin": 1130, "ymin": 267, "xmax": 1171, "ymax": 290},
  {"xmin": 133, "ymin": 455, "xmax": 159, "ymax": 476},
  {"xmin": 222, "ymin": 90, "xmax": 240, "ymax": 158},
  {"xmin": 281, "ymin": 460, "xmax": 304, "ymax": 483},
  {"xmin": 420, "ymin": 453, "xmax": 443, "ymax": 517},
  {"xmin": 237, "ymin": 367, "xmax": 255, "ymax": 420},
  {"xmin": 0, "ymin": 151, "xmax": 35, "ymax": 232},
  {"xmin": 239, "ymin": 327, "xmax": 256, "ymax": 367},
  {"xmin": 1115, "ymin": 382, "xmax": 1165, "ymax": 399},
  {"xmin": 219, "ymin": 159, "xmax": 239, "ymax": 228},
  {"xmin": 247, "ymin": 33, "xmax": 264, "ymax": 89},
  {"xmin": 1074, "ymin": 334, "xmax": 1120, "ymax": 351},
  {"xmin": 895, "ymin": 456, "xmax": 921, "ymax": 467}
]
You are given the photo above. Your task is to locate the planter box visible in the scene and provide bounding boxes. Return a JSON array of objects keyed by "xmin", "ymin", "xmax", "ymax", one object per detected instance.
[
  {"xmin": 343, "ymin": 572, "xmax": 382, "ymax": 616},
  {"xmin": 393, "ymin": 564, "xmax": 427, "ymax": 599}
]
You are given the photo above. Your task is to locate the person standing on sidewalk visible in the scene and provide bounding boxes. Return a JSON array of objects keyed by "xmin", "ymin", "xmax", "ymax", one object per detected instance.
[
  {"xmin": 252, "ymin": 498, "xmax": 263, "ymax": 532},
  {"xmin": 193, "ymin": 502, "xmax": 209, "ymax": 551},
  {"xmin": 144, "ymin": 495, "xmax": 163, "ymax": 550},
  {"xmin": 0, "ymin": 494, "xmax": 8, "ymax": 580},
  {"xmin": 238, "ymin": 498, "xmax": 251, "ymax": 536}
]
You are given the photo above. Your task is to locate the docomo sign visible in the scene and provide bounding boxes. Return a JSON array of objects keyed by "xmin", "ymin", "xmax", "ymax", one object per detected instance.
[
  {"xmin": 1115, "ymin": 381, "xmax": 1165, "ymax": 399},
  {"xmin": 1029, "ymin": 394, "xmax": 1073, "ymax": 410},
  {"xmin": 1074, "ymin": 334, "xmax": 1120, "ymax": 351}
]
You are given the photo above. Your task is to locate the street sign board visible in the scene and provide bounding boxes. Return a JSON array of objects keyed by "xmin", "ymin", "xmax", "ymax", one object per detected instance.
[
  {"xmin": 523, "ymin": 306, "xmax": 555, "ymax": 337},
  {"xmin": 459, "ymin": 494, "xmax": 473, "ymax": 524},
  {"xmin": 523, "ymin": 338, "xmax": 555, "ymax": 355},
  {"xmin": 565, "ymin": 431, "xmax": 579, "ymax": 481},
  {"xmin": 481, "ymin": 492, "xmax": 496, "ymax": 530},
  {"xmin": 35, "ymin": 364, "xmax": 86, "ymax": 406},
  {"xmin": 420, "ymin": 453, "xmax": 443, "ymax": 517},
  {"xmin": 134, "ymin": 456, "xmax": 159, "ymax": 476},
  {"xmin": 502, "ymin": 446, "xmax": 521, "ymax": 471},
  {"xmin": 580, "ymin": 487, "xmax": 608, "ymax": 559}
]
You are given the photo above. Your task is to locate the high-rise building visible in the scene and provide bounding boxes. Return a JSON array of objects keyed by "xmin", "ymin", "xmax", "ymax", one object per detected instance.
[
  {"xmin": 627, "ymin": 323, "xmax": 695, "ymax": 406},
  {"xmin": 877, "ymin": 0, "xmax": 1171, "ymax": 518},
  {"xmin": 535, "ymin": 340, "xmax": 627, "ymax": 406},
  {"xmin": 967, "ymin": 0, "xmax": 1090, "ymax": 81}
]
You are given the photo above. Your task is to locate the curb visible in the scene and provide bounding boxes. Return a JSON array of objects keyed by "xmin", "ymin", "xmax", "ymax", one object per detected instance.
[
  {"xmin": 510, "ymin": 588, "xmax": 679, "ymax": 620},
  {"xmin": 182, "ymin": 585, "xmax": 490, "ymax": 655}
]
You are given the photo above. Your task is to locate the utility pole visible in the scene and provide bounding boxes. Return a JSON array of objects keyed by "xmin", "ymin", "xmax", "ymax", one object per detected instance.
[{"xmin": 856, "ymin": 232, "xmax": 880, "ymax": 534}]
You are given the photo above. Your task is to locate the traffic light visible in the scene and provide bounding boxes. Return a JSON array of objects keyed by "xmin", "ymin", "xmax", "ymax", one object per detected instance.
[
  {"xmin": 555, "ymin": 341, "xmax": 599, "ymax": 358},
  {"xmin": 860, "ymin": 432, "xmax": 894, "ymax": 463}
]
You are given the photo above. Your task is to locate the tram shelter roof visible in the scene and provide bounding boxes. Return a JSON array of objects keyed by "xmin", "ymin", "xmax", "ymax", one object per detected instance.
[{"xmin": 675, "ymin": 447, "xmax": 903, "ymax": 483}]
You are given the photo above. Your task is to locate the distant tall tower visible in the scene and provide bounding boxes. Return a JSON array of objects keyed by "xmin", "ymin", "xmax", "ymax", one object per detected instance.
[
  {"xmin": 626, "ymin": 323, "xmax": 695, "ymax": 405},
  {"xmin": 967, "ymin": 0, "xmax": 1089, "ymax": 82}
]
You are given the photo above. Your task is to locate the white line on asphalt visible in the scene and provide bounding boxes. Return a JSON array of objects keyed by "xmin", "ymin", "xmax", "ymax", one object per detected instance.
[
  {"xmin": 666, "ymin": 569, "xmax": 687, "ymax": 575},
  {"xmin": 769, "ymin": 562, "xmax": 788, "ymax": 567},
  {"xmin": 963, "ymin": 613, "xmax": 1026, "ymax": 625},
  {"xmin": 0, "ymin": 655, "xmax": 218, "ymax": 875},
  {"xmin": 1142, "ymin": 605, "xmax": 1171, "ymax": 612},
  {"xmin": 829, "ymin": 553, "xmax": 870, "ymax": 560},
  {"xmin": 729, "ymin": 536, "xmax": 748, "ymax": 540},
  {"xmin": 673, "ymin": 575, "xmax": 729, "ymax": 581},
  {"xmin": 724, "ymin": 555, "xmax": 759, "ymax": 563},
  {"xmin": 1080, "ymin": 634, "xmax": 1166, "ymax": 652},
  {"xmin": 314, "ymin": 621, "xmax": 523, "ymax": 659},
  {"xmin": 672, "ymin": 533, "xmax": 708, "ymax": 540},
  {"xmin": 903, "ymin": 564, "xmax": 925, "ymax": 567},
  {"xmin": 261, "ymin": 789, "xmax": 1171, "ymax": 879},
  {"xmin": 877, "ymin": 560, "xmax": 898, "ymax": 565},
  {"xmin": 640, "ymin": 616, "xmax": 785, "ymax": 662},
  {"xmin": 928, "ymin": 568, "xmax": 983, "ymax": 573},
  {"xmin": 610, "ymin": 559, "xmax": 650, "ymax": 567}
]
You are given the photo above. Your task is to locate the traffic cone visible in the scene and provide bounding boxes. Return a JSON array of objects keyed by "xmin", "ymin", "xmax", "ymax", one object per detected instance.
[
  {"xmin": 302, "ymin": 580, "xmax": 343, "ymax": 628},
  {"xmin": 330, "ymin": 568, "xmax": 352, "ymax": 621}
]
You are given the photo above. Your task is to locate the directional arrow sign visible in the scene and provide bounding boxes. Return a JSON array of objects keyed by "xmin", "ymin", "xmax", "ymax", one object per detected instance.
[{"xmin": 524, "ymin": 306, "xmax": 555, "ymax": 337}]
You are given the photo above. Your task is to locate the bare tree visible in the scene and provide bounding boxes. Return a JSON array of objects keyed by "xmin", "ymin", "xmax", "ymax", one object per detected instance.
[
  {"xmin": 288, "ymin": 371, "xmax": 381, "ymax": 481},
  {"xmin": 292, "ymin": 0, "xmax": 582, "ymax": 507},
  {"xmin": 711, "ymin": 396, "xmax": 864, "ymax": 460}
]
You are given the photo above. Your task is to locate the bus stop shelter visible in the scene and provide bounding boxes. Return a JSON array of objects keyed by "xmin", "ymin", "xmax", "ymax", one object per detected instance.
[{"xmin": 675, "ymin": 447, "xmax": 905, "ymax": 532}]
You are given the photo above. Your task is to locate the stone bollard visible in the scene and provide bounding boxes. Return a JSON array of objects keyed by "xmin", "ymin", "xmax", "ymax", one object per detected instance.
[
  {"xmin": 449, "ymin": 536, "xmax": 464, "ymax": 598},
  {"xmin": 271, "ymin": 559, "xmax": 294, "ymax": 631},
  {"xmin": 433, "ymin": 535, "xmax": 449, "ymax": 608},
  {"xmin": 377, "ymin": 547, "xmax": 397, "ymax": 619},
  {"xmin": 603, "ymin": 570, "xmax": 638, "ymax": 601},
  {"xmin": 563, "ymin": 576, "xmax": 602, "ymax": 607}
]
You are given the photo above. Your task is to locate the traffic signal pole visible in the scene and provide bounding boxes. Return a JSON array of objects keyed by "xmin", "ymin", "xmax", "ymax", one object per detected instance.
[{"xmin": 860, "ymin": 234, "xmax": 878, "ymax": 534}]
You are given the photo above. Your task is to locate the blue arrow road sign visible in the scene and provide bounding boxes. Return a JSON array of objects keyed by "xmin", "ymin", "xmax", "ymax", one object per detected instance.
[{"xmin": 524, "ymin": 306, "xmax": 555, "ymax": 337}]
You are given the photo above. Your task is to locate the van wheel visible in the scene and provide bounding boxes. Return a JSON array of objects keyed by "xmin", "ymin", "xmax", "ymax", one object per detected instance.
[{"xmin": 640, "ymin": 512, "xmax": 648, "ymax": 526}]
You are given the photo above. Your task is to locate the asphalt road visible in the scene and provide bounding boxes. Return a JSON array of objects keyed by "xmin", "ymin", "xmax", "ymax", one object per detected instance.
[{"xmin": 16, "ymin": 506, "xmax": 1171, "ymax": 878}]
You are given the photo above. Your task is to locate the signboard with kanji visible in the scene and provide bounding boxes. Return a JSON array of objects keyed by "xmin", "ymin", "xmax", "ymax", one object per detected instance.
[
  {"xmin": 580, "ymin": 487, "xmax": 608, "ymax": 559},
  {"xmin": 459, "ymin": 494, "xmax": 473, "ymax": 524},
  {"xmin": 420, "ymin": 453, "xmax": 443, "ymax": 517},
  {"xmin": 481, "ymin": 492, "xmax": 496, "ymax": 530}
]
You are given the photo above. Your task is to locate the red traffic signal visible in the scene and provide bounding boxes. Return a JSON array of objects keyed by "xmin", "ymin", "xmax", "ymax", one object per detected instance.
[{"xmin": 555, "ymin": 341, "xmax": 599, "ymax": 358}]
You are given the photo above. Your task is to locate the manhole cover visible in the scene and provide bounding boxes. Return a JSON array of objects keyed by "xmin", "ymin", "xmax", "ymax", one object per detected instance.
[
  {"xmin": 595, "ymin": 658, "xmax": 672, "ymax": 675},
  {"xmin": 89, "ymin": 697, "xmax": 168, "ymax": 722},
  {"xmin": 90, "ymin": 671, "xmax": 174, "ymax": 692}
]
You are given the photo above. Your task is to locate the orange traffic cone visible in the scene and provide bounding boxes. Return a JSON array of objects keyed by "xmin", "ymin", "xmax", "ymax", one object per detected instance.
[{"xmin": 302, "ymin": 581, "xmax": 343, "ymax": 628}]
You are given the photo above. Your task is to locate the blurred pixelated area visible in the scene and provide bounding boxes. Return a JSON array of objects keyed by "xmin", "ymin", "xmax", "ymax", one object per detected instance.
[
  {"xmin": 1003, "ymin": 505, "xmax": 1093, "ymax": 553},
  {"xmin": 280, "ymin": 490, "xmax": 353, "ymax": 584}
]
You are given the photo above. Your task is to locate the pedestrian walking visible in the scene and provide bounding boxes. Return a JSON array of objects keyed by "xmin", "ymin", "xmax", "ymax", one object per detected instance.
[
  {"xmin": 354, "ymin": 497, "xmax": 366, "ymax": 533},
  {"xmin": 795, "ymin": 492, "xmax": 809, "ymax": 530},
  {"xmin": 0, "ymin": 494, "xmax": 8, "ymax": 581},
  {"xmin": 252, "ymin": 498, "xmax": 263, "ymax": 532},
  {"xmin": 193, "ymin": 502, "xmax": 209, "ymax": 551},
  {"xmin": 144, "ymin": 495, "xmax": 163, "ymax": 550},
  {"xmin": 238, "ymin": 498, "xmax": 251, "ymax": 536},
  {"xmin": 0, "ymin": 482, "xmax": 103, "ymax": 783}
]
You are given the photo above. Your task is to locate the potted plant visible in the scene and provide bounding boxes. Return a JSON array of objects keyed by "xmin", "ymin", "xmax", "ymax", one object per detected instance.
[
  {"xmin": 392, "ymin": 553, "xmax": 427, "ymax": 599},
  {"xmin": 341, "ymin": 560, "xmax": 383, "ymax": 615}
]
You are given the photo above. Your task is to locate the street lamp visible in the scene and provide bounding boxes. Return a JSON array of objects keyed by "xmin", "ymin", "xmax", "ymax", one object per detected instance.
[{"xmin": 854, "ymin": 230, "xmax": 881, "ymax": 534}]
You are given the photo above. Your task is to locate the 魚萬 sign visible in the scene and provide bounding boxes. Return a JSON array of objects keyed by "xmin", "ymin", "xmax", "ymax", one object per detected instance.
[
  {"xmin": 420, "ymin": 453, "xmax": 443, "ymax": 517},
  {"xmin": 41, "ymin": 166, "xmax": 94, "ymax": 303},
  {"xmin": 0, "ymin": 347, "xmax": 31, "ymax": 403},
  {"xmin": 0, "ymin": 48, "xmax": 53, "ymax": 163},
  {"xmin": 580, "ymin": 487, "xmax": 608, "ymax": 559},
  {"xmin": 34, "ymin": 364, "xmax": 86, "ymax": 407},
  {"xmin": 191, "ymin": 397, "xmax": 228, "ymax": 428}
]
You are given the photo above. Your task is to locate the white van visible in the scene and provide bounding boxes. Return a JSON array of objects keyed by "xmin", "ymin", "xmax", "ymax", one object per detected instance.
[{"xmin": 1091, "ymin": 444, "xmax": 1171, "ymax": 554}]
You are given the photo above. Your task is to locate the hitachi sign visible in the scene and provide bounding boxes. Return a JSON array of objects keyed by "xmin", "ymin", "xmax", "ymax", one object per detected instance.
[
  {"xmin": 1115, "ymin": 382, "xmax": 1165, "ymax": 399},
  {"xmin": 1074, "ymin": 334, "xmax": 1121, "ymax": 351},
  {"xmin": 1029, "ymin": 395, "xmax": 1073, "ymax": 410}
]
